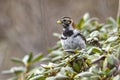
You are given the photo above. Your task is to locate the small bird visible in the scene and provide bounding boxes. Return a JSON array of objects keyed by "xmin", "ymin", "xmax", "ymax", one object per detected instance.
[{"xmin": 57, "ymin": 17, "xmax": 86, "ymax": 50}]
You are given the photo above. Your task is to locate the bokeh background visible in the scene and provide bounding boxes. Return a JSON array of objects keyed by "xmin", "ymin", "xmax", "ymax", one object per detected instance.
[{"xmin": 0, "ymin": 0, "xmax": 118, "ymax": 79}]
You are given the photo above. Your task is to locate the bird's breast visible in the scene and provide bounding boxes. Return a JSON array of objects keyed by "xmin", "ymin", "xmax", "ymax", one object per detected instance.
[{"xmin": 61, "ymin": 35, "xmax": 86, "ymax": 50}]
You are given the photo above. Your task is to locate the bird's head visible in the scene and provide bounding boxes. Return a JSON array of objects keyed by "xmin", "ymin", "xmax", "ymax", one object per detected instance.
[{"xmin": 57, "ymin": 17, "xmax": 75, "ymax": 30}]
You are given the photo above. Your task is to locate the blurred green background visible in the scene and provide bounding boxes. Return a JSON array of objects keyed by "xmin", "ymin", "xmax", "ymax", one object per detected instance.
[{"xmin": 0, "ymin": 0, "xmax": 118, "ymax": 79}]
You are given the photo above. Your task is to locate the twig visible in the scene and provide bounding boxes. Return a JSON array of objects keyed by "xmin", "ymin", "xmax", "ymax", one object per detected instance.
[
  {"xmin": 84, "ymin": 55, "xmax": 106, "ymax": 71},
  {"xmin": 91, "ymin": 55, "xmax": 106, "ymax": 64}
]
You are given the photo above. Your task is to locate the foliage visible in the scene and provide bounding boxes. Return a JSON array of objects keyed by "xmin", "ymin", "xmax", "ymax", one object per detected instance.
[
  {"xmin": 2, "ymin": 52, "xmax": 43, "ymax": 80},
  {"xmin": 3, "ymin": 13, "xmax": 120, "ymax": 80}
]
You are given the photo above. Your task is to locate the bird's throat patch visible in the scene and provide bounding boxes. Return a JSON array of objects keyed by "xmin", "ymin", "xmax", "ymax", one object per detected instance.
[{"xmin": 63, "ymin": 30, "xmax": 73, "ymax": 37}]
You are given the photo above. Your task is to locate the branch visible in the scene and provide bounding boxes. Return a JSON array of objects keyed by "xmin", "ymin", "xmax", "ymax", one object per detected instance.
[{"xmin": 91, "ymin": 55, "xmax": 106, "ymax": 64}]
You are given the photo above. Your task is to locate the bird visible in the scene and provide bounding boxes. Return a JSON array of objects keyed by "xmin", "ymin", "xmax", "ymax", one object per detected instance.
[{"xmin": 57, "ymin": 17, "xmax": 86, "ymax": 51}]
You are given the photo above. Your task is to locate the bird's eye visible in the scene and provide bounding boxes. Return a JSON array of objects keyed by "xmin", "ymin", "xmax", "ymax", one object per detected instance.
[
  {"xmin": 69, "ymin": 21, "xmax": 71, "ymax": 23},
  {"xmin": 63, "ymin": 20, "xmax": 66, "ymax": 22}
]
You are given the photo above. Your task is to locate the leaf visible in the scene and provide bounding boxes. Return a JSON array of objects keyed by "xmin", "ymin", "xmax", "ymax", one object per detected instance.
[
  {"xmin": 55, "ymin": 74, "xmax": 69, "ymax": 80},
  {"xmin": 107, "ymin": 17, "xmax": 117, "ymax": 27},
  {"xmin": 22, "ymin": 55, "xmax": 29, "ymax": 66},
  {"xmin": 106, "ymin": 36, "xmax": 118, "ymax": 42},
  {"xmin": 113, "ymin": 75, "xmax": 120, "ymax": 80},
  {"xmin": 99, "ymin": 32, "xmax": 108, "ymax": 39},
  {"xmin": 83, "ymin": 13, "xmax": 90, "ymax": 21},
  {"xmin": 29, "ymin": 75, "xmax": 45, "ymax": 80},
  {"xmin": 7, "ymin": 77, "xmax": 18, "ymax": 80},
  {"xmin": 103, "ymin": 58, "xmax": 108, "ymax": 69},
  {"xmin": 2, "ymin": 67, "xmax": 26, "ymax": 74},
  {"xmin": 107, "ymin": 54, "xmax": 115, "ymax": 65},
  {"xmin": 75, "ymin": 72, "xmax": 94, "ymax": 77},
  {"xmin": 48, "ymin": 50, "xmax": 64, "ymax": 57},
  {"xmin": 59, "ymin": 66, "xmax": 75, "ymax": 76},
  {"xmin": 46, "ymin": 77, "xmax": 56, "ymax": 80},
  {"xmin": 84, "ymin": 18, "xmax": 98, "ymax": 27},
  {"xmin": 102, "ymin": 24, "xmax": 112, "ymax": 28},
  {"xmin": 90, "ymin": 31, "xmax": 99, "ymax": 38},
  {"xmin": 52, "ymin": 56, "xmax": 63, "ymax": 62},
  {"xmin": 11, "ymin": 58, "xmax": 23, "ymax": 64},
  {"xmin": 32, "ymin": 54, "xmax": 43, "ymax": 63},
  {"xmin": 89, "ymin": 65, "xmax": 98, "ymax": 73},
  {"xmin": 117, "ymin": 16, "xmax": 120, "ymax": 27},
  {"xmin": 104, "ymin": 43, "xmax": 112, "ymax": 52},
  {"xmin": 28, "ymin": 52, "xmax": 33, "ymax": 63},
  {"xmin": 26, "ymin": 73, "xmax": 34, "ymax": 80},
  {"xmin": 92, "ymin": 47, "xmax": 102, "ymax": 53},
  {"xmin": 72, "ymin": 62, "xmax": 80, "ymax": 72},
  {"xmin": 77, "ymin": 18, "xmax": 84, "ymax": 30},
  {"xmin": 104, "ymin": 68, "xmax": 110, "ymax": 75},
  {"xmin": 109, "ymin": 67, "xmax": 117, "ymax": 76},
  {"xmin": 53, "ymin": 33, "xmax": 61, "ymax": 38},
  {"xmin": 2, "ymin": 70, "xmax": 14, "ymax": 74},
  {"xmin": 12, "ymin": 67, "xmax": 26, "ymax": 74},
  {"xmin": 40, "ymin": 57, "xmax": 51, "ymax": 62},
  {"xmin": 88, "ymin": 47, "xmax": 102, "ymax": 54},
  {"xmin": 90, "ymin": 75, "xmax": 100, "ymax": 80},
  {"xmin": 116, "ymin": 46, "xmax": 120, "ymax": 59}
]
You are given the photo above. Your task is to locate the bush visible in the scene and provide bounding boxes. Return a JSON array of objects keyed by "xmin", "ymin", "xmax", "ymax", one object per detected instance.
[{"xmin": 3, "ymin": 13, "xmax": 120, "ymax": 80}]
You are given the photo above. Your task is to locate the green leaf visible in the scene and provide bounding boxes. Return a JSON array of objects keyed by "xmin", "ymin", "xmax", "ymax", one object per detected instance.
[
  {"xmin": 84, "ymin": 18, "xmax": 98, "ymax": 27},
  {"xmin": 29, "ymin": 75, "xmax": 45, "ymax": 80},
  {"xmin": 59, "ymin": 66, "xmax": 75, "ymax": 76},
  {"xmin": 107, "ymin": 17, "xmax": 117, "ymax": 27},
  {"xmin": 109, "ymin": 67, "xmax": 117, "ymax": 76},
  {"xmin": 117, "ymin": 16, "xmax": 120, "ymax": 27},
  {"xmin": 104, "ymin": 68, "xmax": 110, "ymax": 75},
  {"xmin": 90, "ymin": 31, "xmax": 99, "ymax": 38},
  {"xmin": 55, "ymin": 74, "xmax": 69, "ymax": 80},
  {"xmin": 2, "ymin": 70, "xmax": 14, "ymax": 74},
  {"xmin": 89, "ymin": 65, "xmax": 98, "ymax": 73},
  {"xmin": 75, "ymin": 72, "xmax": 94, "ymax": 77},
  {"xmin": 2, "ymin": 67, "xmax": 26, "ymax": 75},
  {"xmin": 52, "ymin": 56, "xmax": 63, "ymax": 62},
  {"xmin": 90, "ymin": 75, "xmax": 100, "ymax": 80},
  {"xmin": 107, "ymin": 54, "xmax": 115, "ymax": 65},
  {"xmin": 53, "ymin": 33, "xmax": 61, "ymax": 38},
  {"xmin": 46, "ymin": 77, "xmax": 56, "ymax": 80},
  {"xmin": 11, "ymin": 58, "xmax": 23, "ymax": 64},
  {"xmin": 32, "ymin": 54, "xmax": 43, "ymax": 63},
  {"xmin": 72, "ymin": 62, "xmax": 80, "ymax": 72},
  {"xmin": 40, "ymin": 57, "xmax": 51, "ymax": 62},
  {"xmin": 28, "ymin": 52, "xmax": 33, "ymax": 63},
  {"xmin": 99, "ymin": 32, "xmax": 108, "ymax": 40},
  {"xmin": 88, "ymin": 47, "xmax": 102, "ymax": 54},
  {"xmin": 103, "ymin": 58, "xmax": 108, "ymax": 70},
  {"xmin": 77, "ymin": 18, "xmax": 84, "ymax": 30},
  {"xmin": 113, "ymin": 75, "xmax": 120, "ymax": 80},
  {"xmin": 116, "ymin": 46, "xmax": 120, "ymax": 59},
  {"xmin": 106, "ymin": 36, "xmax": 118, "ymax": 42},
  {"xmin": 26, "ymin": 73, "xmax": 34, "ymax": 80},
  {"xmin": 48, "ymin": 50, "xmax": 64, "ymax": 57},
  {"xmin": 13, "ymin": 67, "xmax": 26, "ymax": 74}
]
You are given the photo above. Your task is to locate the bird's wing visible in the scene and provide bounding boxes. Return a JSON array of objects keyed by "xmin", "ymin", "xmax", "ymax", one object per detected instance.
[
  {"xmin": 79, "ymin": 32, "xmax": 86, "ymax": 43},
  {"xmin": 74, "ymin": 29, "xmax": 86, "ymax": 43}
]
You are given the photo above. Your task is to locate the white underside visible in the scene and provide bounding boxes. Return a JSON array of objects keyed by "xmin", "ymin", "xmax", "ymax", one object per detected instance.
[{"xmin": 61, "ymin": 29, "xmax": 86, "ymax": 50}]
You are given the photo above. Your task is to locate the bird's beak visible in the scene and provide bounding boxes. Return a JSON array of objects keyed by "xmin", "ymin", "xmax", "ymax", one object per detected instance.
[{"xmin": 57, "ymin": 20, "xmax": 62, "ymax": 24}]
